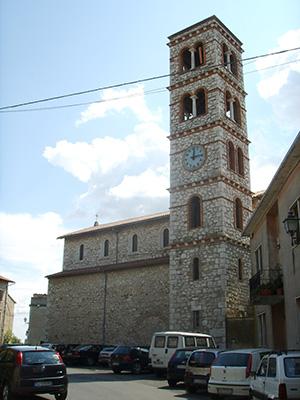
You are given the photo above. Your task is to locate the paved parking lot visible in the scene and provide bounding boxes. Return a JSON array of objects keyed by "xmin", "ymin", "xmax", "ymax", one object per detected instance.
[{"xmin": 37, "ymin": 366, "xmax": 212, "ymax": 400}]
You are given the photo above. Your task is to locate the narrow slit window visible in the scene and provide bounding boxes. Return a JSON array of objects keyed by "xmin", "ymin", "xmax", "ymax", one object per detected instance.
[
  {"xmin": 132, "ymin": 234, "xmax": 138, "ymax": 252},
  {"xmin": 235, "ymin": 198, "xmax": 243, "ymax": 230},
  {"xmin": 237, "ymin": 147, "xmax": 244, "ymax": 175},
  {"xmin": 104, "ymin": 240, "xmax": 109, "ymax": 257},
  {"xmin": 228, "ymin": 141, "xmax": 235, "ymax": 171},
  {"xmin": 79, "ymin": 244, "xmax": 84, "ymax": 261},
  {"xmin": 193, "ymin": 258, "xmax": 200, "ymax": 281},
  {"xmin": 189, "ymin": 196, "xmax": 201, "ymax": 229},
  {"xmin": 163, "ymin": 228, "xmax": 169, "ymax": 247}
]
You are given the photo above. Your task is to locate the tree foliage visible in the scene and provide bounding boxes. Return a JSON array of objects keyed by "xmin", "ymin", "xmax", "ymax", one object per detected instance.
[{"xmin": 3, "ymin": 329, "xmax": 22, "ymax": 344}]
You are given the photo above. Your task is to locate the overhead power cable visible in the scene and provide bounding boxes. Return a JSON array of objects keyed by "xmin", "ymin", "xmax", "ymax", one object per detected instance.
[{"xmin": 0, "ymin": 46, "xmax": 299, "ymax": 112}]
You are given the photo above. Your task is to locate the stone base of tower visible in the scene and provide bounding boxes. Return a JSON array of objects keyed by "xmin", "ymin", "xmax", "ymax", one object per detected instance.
[{"xmin": 169, "ymin": 241, "xmax": 254, "ymax": 348}]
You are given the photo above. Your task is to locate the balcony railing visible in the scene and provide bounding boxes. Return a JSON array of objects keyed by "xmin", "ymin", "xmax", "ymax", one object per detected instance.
[{"xmin": 249, "ymin": 268, "xmax": 284, "ymax": 305}]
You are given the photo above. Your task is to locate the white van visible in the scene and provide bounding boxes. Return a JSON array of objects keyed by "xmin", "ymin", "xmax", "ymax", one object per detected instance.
[{"xmin": 149, "ymin": 331, "xmax": 216, "ymax": 375}]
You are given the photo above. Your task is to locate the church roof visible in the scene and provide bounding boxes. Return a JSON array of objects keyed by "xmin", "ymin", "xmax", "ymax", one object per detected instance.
[
  {"xmin": 58, "ymin": 211, "xmax": 170, "ymax": 239},
  {"xmin": 0, "ymin": 275, "xmax": 15, "ymax": 283},
  {"xmin": 168, "ymin": 15, "xmax": 242, "ymax": 46}
]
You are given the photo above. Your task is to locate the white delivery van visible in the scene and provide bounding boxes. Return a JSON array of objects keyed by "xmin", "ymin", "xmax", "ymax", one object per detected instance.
[{"xmin": 149, "ymin": 331, "xmax": 216, "ymax": 375}]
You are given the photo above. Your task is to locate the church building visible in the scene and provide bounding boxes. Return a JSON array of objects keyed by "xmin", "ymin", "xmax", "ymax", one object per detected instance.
[{"xmin": 47, "ymin": 16, "xmax": 254, "ymax": 348}]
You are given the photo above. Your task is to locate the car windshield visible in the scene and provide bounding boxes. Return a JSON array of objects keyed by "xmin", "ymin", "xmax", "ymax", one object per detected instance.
[
  {"xmin": 102, "ymin": 347, "xmax": 115, "ymax": 352},
  {"xmin": 77, "ymin": 345, "xmax": 91, "ymax": 351},
  {"xmin": 284, "ymin": 357, "xmax": 300, "ymax": 377},
  {"xmin": 190, "ymin": 351, "xmax": 216, "ymax": 366},
  {"xmin": 113, "ymin": 346, "xmax": 131, "ymax": 354},
  {"xmin": 23, "ymin": 351, "xmax": 61, "ymax": 365},
  {"xmin": 173, "ymin": 350, "xmax": 193, "ymax": 361},
  {"xmin": 213, "ymin": 352, "xmax": 250, "ymax": 367}
]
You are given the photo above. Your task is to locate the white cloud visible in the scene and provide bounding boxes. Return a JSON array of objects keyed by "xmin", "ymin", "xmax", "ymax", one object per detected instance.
[
  {"xmin": 76, "ymin": 85, "xmax": 161, "ymax": 126},
  {"xmin": 109, "ymin": 166, "xmax": 169, "ymax": 199},
  {"xmin": 43, "ymin": 122, "xmax": 169, "ymax": 182},
  {"xmin": 0, "ymin": 212, "xmax": 66, "ymax": 341},
  {"xmin": 256, "ymin": 28, "xmax": 300, "ymax": 99},
  {"xmin": 250, "ymin": 159, "xmax": 278, "ymax": 193}
]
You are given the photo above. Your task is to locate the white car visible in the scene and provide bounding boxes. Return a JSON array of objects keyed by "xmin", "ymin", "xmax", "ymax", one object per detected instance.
[
  {"xmin": 250, "ymin": 351, "xmax": 300, "ymax": 400},
  {"xmin": 208, "ymin": 348, "xmax": 270, "ymax": 398}
]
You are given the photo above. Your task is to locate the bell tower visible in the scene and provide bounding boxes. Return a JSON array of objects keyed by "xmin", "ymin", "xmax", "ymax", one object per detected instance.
[{"xmin": 168, "ymin": 16, "xmax": 252, "ymax": 347}]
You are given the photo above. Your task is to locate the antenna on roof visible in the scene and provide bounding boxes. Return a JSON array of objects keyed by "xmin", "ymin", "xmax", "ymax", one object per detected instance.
[{"xmin": 94, "ymin": 214, "xmax": 100, "ymax": 226}]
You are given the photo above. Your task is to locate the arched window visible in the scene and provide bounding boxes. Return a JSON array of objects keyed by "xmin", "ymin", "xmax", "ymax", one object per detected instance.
[
  {"xmin": 238, "ymin": 258, "xmax": 243, "ymax": 281},
  {"xmin": 223, "ymin": 44, "xmax": 230, "ymax": 70},
  {"xmin": 182, "ymin": 49, "xmax": 191, "ymax": 72},
  {"xmin": 192, "ymin": 258, "xmax": 200, "ymax": 281},
  {"xmin": 163, "ymin": 228, "xmax": 169, "ymax": 247},
  {"xmin": 223, "ymin": 44, "xmax": 238, "ymax": 76},
  {"xmin": 79, "ymin": 244, "xmax": 84, "ymax": 261},
  {"xmin": 195, "ymin": 43, "xmax": 205, "ymax": 67},
  {"xmin": 132, "ymin": 234, "xmax": 138, "ymax": 252},
  {"xmin": 104, "ymin": 240, "xmax": 109, "ymax": 257},
  {"xmin": 183, "ymin": 95, "xmax": 193, "ymax": 120},
  {"xmin": 235, "ymin": 198, "xmax": 243, "ymax": 230},
  {"xmin": 226, "ymin": 91, "xmax": 241, "ymax": 125},
  {"xmin": 237, "ymin": 147, "xmax": 244, "ymax": 175},
  {"xmin": 226, "ymin": 91, "xmax": 232, "ymax": 119},
  {"xmin": 230, "ymin": 52, "xmax": 238, "ymax": 76},
  {"xmin": 233, "ymin": 99, "xmax": 241, "ymax": 125},
  {"xmin": 196, "ymin": 89, "xmax": 206, "ymax": 116},
  {"xmin": 228, "ymin": 141, "xmax": 235, "ymax": 171},
  {"xmin": 189, "ymin": 196, "xmax": 201, "ymax": 229}
]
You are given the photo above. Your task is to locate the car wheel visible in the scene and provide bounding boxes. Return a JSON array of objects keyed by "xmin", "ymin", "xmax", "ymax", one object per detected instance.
[
  {"xmin": 112, "ymin": 368, "xmax": 121, "ymax": 374},
  {"xmin": 167, "ymin": 379, "xmax": 177, "ymax": 387},
  {"xmin": 132, "ymin": 362, "xmax": 142, "ymax": 375},
  {"xmin": 54, "ymin": 391, "xmax": 68, "ymax": 400},
  {"xmin": 186, "ymin": 385, "xmax": 196, "ymax": 393},
  {"xmin": 86, "ymin": 357, "xmax": 95, "ymax": 366},
  {"xmin": 2, "ymin": 383, "xmax": 13, "ymax": 400}
]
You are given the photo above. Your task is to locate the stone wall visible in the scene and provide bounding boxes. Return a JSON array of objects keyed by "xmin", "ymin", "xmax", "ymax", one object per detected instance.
[
  {"xmin": 62, "ymin": 215, "xmax": 169, "ymax": 271},
  {"xmin": 47, "ymin": 262, "xmax": 169, "ymax": 345}
]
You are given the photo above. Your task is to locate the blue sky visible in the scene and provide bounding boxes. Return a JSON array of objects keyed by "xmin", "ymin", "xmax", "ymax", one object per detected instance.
[{"xmin": 1, "ymin": 0, "xmax": 299, "ymax": 341}]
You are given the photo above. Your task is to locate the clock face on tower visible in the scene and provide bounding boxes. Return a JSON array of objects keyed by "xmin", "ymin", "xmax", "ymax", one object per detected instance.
[{"xmin": 183, "ymin": 144, "xmax": 206, "ymax": 171}]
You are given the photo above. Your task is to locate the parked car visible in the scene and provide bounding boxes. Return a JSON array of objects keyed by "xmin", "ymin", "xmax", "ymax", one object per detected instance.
[
  {"xmin": 110, "ymin": 346, "xmax": 150, "ymax": 374},
  {"xmin": 0, "ymin": 345, "xmax": 68, "ymax": 400},
  {"xmin": 250, "ymin": 350, "xmax": 300, "ymax": 400},
  {"xmin": 63, "ymin": 344, "xmax": 103, "ymax": 366},
  {"xmin": 167, "ymin": 347, "xmax": 197, "ymax": 387},
  {"xmin": 149, "ymin": 331, "xmax": 216, "ymax": 376},
  {"xmin": 98, "ymin": 346, "xmax": 117, "ymax": 366},
  {"xmin": 184, "ymin": 349, "xmax": 221, "ymax": 393},
  {"xmin": 208, "ymin": 348, "xmax": 270, "ymax": 398}
]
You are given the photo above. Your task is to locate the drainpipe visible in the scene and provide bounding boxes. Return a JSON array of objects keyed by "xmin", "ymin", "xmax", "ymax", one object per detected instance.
[{"xmin": 102, "ymin": 271, "xmax": 107, "ymax": 344}]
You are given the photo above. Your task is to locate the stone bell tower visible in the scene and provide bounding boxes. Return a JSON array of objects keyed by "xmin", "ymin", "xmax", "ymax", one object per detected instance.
[{"xmin": 168, "ymin": 16, "xmax": 252, "ymax": 347}]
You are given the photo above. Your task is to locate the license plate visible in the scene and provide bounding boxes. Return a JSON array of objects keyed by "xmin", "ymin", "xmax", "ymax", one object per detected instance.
[
  {"xmin": 112, "ymin": 362, "xmax": 119, "ymax": 366},
  {"xmin": 34, "ymin": 381, "xmax": 52, "ymax": 387},
  {"xmin": 177, "ymin": 365, "xmax": 186, "ymax": 369},
  {"xmin": 194, "ymin": 378, "xmax": 206, "ymax": 384},
  {"xmin": 218, "ymin": 388, "xmax": 232, "ymax": 395}
]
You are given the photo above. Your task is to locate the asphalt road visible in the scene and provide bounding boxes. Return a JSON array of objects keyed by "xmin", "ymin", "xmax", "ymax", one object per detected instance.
[{"xmin": 33, "ymin": 366, "xmax": 212, "ymax": 400}]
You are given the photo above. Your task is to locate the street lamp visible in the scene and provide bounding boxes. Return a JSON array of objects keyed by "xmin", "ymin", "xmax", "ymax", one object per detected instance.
[{"xmin": 283, "ymin": 210, "xmax": 300, "ymax": 245}]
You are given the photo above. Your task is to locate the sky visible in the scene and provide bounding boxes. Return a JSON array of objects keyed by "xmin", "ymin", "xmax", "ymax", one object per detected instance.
[{"xmin": 0, "ymin": 0, "xmax": 299, "ymax": 341}]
